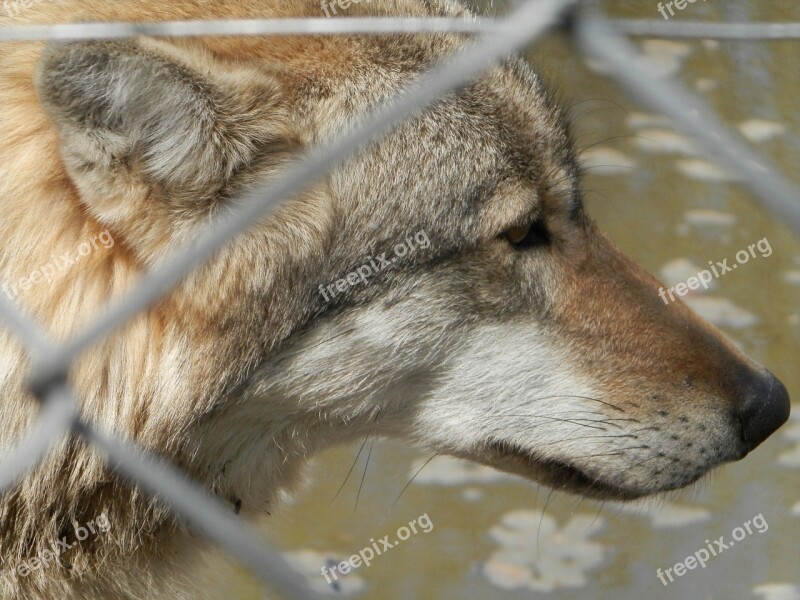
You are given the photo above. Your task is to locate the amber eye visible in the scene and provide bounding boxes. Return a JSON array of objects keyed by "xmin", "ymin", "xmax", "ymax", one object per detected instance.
[
  {"xmin": 504, "ymin": 220, "xmax": 550, "ymax": 249},
  {"xmin": 506, "ymin": 225, "xmax": 530, "ymax": 245}
]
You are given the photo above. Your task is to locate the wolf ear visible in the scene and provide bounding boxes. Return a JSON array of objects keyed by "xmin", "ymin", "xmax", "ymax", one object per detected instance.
[{"xmin": 35, "ymin": 38, "xmax": 289, "ymax": 235}]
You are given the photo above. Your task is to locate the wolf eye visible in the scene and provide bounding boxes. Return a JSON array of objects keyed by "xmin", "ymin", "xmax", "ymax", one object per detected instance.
[{"xmin": 505, "ymin": 220, "xmax": 550, "ymax": 249}]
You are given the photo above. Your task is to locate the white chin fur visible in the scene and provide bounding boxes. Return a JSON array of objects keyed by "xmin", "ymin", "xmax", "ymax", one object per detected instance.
[{"xmin": 414, "ymin": 324, "xmax": 605, "ymax": 462}]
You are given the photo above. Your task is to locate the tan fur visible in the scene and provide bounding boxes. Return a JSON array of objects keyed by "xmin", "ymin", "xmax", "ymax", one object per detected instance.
[{"xmin": 0, "ymin": 1, "xmax": 789, "ymax": 598}]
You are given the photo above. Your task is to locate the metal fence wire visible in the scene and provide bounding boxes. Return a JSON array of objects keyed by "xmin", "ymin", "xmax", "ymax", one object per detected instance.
[{"xmin": 0, "ymin": 1, "xmax": 798, "ymax": 598}]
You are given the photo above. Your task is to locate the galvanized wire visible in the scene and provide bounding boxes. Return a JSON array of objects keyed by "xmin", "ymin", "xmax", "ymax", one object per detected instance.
[
  {"xmin": 0, "ymin": 16, "xmax": 496, "ymax": 41},
  {"xmin": 2, "ymin": 15, "xmax": 798, "ymax": 43},
  {"xmin": 614, "ymin": 19, "xmax": 800, "ymax": 39},
  {"xmin": 0, "ymin": 1, "xmax": 798, "ymax": 598}
]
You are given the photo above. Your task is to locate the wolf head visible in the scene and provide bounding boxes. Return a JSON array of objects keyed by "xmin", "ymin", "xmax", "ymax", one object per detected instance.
[{"xmin": 30, "ymin": 0, "xmax": 789, "ymax": 508}]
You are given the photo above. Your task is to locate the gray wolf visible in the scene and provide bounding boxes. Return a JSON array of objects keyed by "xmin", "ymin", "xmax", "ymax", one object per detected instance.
[{"xmin": 0, "ymin": 0, "xmax": 790, "ymax": 598}]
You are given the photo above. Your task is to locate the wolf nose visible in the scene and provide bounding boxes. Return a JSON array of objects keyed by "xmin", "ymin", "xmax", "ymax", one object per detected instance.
[{"xmin": 738, "ymin": 370, "xmax": 791, "ymax": 451}]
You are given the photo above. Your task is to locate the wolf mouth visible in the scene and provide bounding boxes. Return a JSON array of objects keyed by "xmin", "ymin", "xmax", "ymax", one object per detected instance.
[{"xmin": 478, "ymin": 439, "xmax": 644, "ymax": 500}]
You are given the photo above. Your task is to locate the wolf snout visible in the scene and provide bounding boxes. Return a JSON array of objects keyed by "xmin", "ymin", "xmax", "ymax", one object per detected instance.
[{"xmin": 736, "ymin": 370, "xmax": 790, "ymax": 452}]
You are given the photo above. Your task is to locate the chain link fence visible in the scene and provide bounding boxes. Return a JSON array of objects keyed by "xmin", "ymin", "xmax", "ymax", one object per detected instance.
[{"xmin": 0, "ymin": 0, "xmax": 798, "ymax": 598}]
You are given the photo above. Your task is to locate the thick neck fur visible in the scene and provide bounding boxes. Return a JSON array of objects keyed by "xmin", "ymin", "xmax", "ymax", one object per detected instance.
[{"xmin": 0, "ymin": 28, "xmax": 336, "ymax": 600}]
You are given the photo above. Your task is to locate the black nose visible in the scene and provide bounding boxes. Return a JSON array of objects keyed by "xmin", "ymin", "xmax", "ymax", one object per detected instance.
[{"xmin": 738, "ymin": 370, "xmax": 791, "ymax": 451}]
